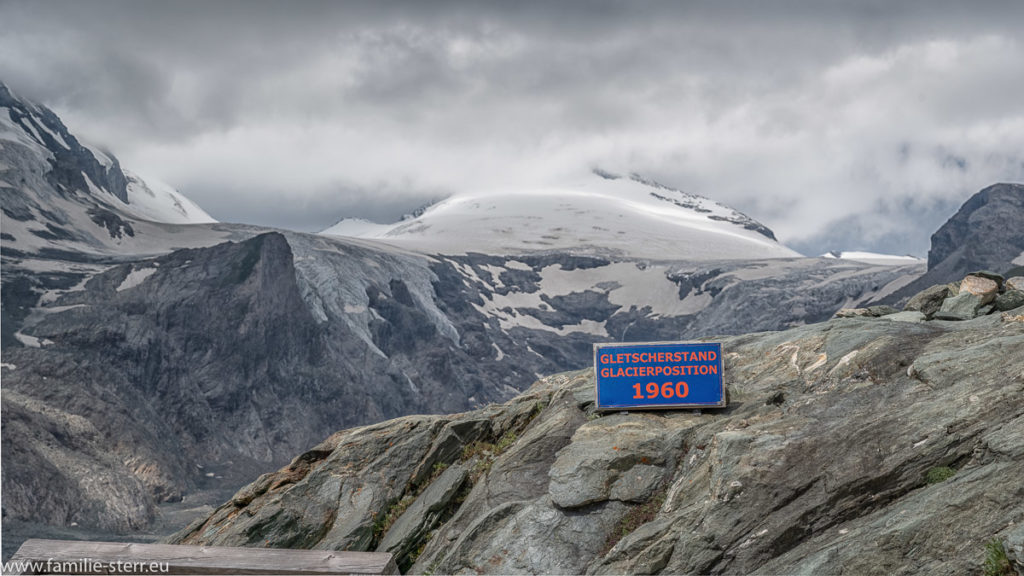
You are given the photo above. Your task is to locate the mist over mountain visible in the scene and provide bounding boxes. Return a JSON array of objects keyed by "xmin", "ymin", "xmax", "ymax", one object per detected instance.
[{"xmin": 5, "ymin": 1, "xmax": 1024, "ymax": 257}]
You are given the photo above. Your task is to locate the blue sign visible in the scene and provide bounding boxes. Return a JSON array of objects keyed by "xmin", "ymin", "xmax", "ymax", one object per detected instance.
[{"xmin": 594, "ymin": 341, "xmax": 725, "ymax": 410}]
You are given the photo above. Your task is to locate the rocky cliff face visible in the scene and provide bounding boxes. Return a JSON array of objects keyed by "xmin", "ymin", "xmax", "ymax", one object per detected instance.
[
  {"xmin": 171, "ymin": 306, "xmax": 1024, "ymax": 575},
  {"xmin": 879, "ymin": 183, "xmax": 1024, "ymax": 307},
  {"xmin": 927, "ymin": 183, "xmax": 1024, "ymax": 272}
]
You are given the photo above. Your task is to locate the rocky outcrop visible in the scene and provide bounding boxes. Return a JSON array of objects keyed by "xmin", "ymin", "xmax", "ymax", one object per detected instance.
[
  {"xmin": 880, "ymin": 183, "xmax": 1024, "ymax": 306},
  {"xmin": 927, "ymin": 184, "xmax": 1024, "ymax": 272},
  {"xmin": 170, "ymin": 303, "xmax": 1024, "ymax": 575},
  {"xmin": 898, "ymin": 273, "xmax": 1024, "ymax": 322}
]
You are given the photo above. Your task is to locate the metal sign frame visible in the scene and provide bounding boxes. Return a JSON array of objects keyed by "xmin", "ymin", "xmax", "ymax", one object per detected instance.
[{"xmin": 593, "ymin": 340, "xmax": 726, "ymax": 411}]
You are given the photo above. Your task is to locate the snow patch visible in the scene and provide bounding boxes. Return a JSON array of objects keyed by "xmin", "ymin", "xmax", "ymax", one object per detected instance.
[
  {"xmin": 82, "ymin": 141, "xmax": 114, "ymax": 168},
  {"xmin": 17, "ymin": 116, "xmax": 45, "ymax": 145},
  {"xmin": 822, "ymin": 251, "xmax": 924, "ymax": 266},
  {"xmin": 123, "ymin": 170, "xmax": 217, "ymax": 224},
  {"xmin": 505, "ymin": 260, "xmax": 532, "ymax": 271},
  {"xmin": 81, "ymin": 171, "xmax": 107, "ymax": 197},
  {"xmin": 31, "ymin": 115, "xmax": 71, "ymax": 150},
  {"xmin": 15, "ymin": 332, "xmax": 53, "ymax": 348},
  {"xmin": 117, "ymin": 267, "xmax": 157, "ymax": 291}
]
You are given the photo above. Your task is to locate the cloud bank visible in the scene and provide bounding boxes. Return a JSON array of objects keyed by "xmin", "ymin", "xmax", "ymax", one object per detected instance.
[{"xmin": 2, "ymin": 0, "xmax": 1022, "ymax": 255}]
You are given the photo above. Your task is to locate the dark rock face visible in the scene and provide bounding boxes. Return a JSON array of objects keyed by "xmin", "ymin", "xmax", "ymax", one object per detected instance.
[
  {"xmin": 1, "ymin": 83, "xmax": 129, "ymax": 203},
  {"xmin": 170, "ymin": 308, "xmax": 1024, "ymax": 575},
  {"xmin": 2, "ymin": 233, "xmax": 329, "ymax": 529},
  {"xmin": 880, "ymin": 183, "xmax": 1024, "ymax": 306},
  {"xmin": 927, "ymin": 184, "xmax": 1024, "ymax": 271}
]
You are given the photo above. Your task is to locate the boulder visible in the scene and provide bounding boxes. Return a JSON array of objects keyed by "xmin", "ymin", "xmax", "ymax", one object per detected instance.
[
  {"xmin": 903, "ymin": 284, "xmax": 951, "ymax": 317},
  {"xmin": 995, "ymin": 289, "xmax": 1024, "ymax": 312},
  {"xmin": 960, "ymin": 275, "xmax": 999, "ymax": 304},
  {"xmin": 934, "ymin": 292, "xmax": 984, "ymax": 321},
  {"xmin": 1007, "ymin": 276, "xmax": 1024, "ymax": 291}
]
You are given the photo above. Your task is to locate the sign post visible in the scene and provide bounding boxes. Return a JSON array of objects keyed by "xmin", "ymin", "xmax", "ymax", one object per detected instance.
[{"xmin": 594, "ymin": 341, "xmax": 725, "ymax": 410}]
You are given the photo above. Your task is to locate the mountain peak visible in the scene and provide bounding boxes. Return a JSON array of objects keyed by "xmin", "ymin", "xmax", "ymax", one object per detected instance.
[{"xmin": 322, "ymin": 171, "xmax": 794, "ymax": 260}]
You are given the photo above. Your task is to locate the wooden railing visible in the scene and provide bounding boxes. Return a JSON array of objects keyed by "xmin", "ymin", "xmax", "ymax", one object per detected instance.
[{"xmin": 7, "ymin": 539, "xmax": 399, "ymax": 575}]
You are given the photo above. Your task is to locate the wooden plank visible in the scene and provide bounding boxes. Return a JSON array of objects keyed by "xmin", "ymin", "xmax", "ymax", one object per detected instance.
[{"xmin": 9, "ymin": 539, "xmax": 399, "ymax": 575}]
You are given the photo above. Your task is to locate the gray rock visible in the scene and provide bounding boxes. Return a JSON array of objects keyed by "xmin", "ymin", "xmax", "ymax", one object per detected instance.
[
  {"xmin": 548, "ymin": 414, "xmax": 680, "ymax": 508},
  {"xmin": 995, "ymin": 289, "xmax": 1024, "ymax": 312},
  {"xmin": 934, "ymin": 292, "xmax": 984, "ymax": 320},
  {"xmin": 867, "ymin": 305, "xmax": 900, "ymax": 316},
  {"xmin": 1007, "ymin": 276, "xmax": 1024, "ymax": 291},
  {"xmin": 903, "ymin": 284, "xmax": 951, "ymax": 317},
  {"xmin": 882, "ymin": 310, "xmax": 927, "ymax": 323},
  {"xmin": 172, "ymin": 315, "xmax": 1024, "ymax": 576}
]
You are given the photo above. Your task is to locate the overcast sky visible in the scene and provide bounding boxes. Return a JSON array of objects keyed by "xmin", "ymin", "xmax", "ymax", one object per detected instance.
[{"xmin": 2, "ymin": 1, "xmax": 1023, "ymax": 256}]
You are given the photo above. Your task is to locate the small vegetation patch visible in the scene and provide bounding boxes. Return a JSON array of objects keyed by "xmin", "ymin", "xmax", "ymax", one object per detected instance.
[
  {"xmin": 983, "ymin": 539, "xmax": 1014, "ymax": 576},
  {"xmin": 428, "ymin": 461, "xmax": 448, "ymax": 483},
  {"xmin": 373, "ymin": 493, "xmax": 416, "ymax": 543},
  {"xmin": 600, "ymin": 490, "xmax": 667, "ymax": 556},
  {"xmin": 462, "ymin": 429, "xmax": 519, "ymax": 482},
  {"xmin": 924, "ymin": 466, "xmax": 955, "ymax": 484}
]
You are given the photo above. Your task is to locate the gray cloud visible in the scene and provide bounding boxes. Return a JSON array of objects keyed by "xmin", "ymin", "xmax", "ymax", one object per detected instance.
[{"xmin": 2, "ymin": 0, "xmax": 1023, "ymax": 250}]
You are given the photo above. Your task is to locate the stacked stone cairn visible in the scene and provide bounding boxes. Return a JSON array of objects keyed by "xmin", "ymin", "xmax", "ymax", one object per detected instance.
[{"xmin": 834, "ymin": 271, "xmax": 1024, "ymax": 323}]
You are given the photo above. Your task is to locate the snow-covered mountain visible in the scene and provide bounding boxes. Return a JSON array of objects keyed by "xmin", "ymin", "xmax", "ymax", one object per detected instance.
[
  {"xmin": 322, "ymin": 170, "xmax": 799, "ymax": 260},
  {"xmin": 0, "ymin": 82, "xmax": 218, "ymax": 261}
]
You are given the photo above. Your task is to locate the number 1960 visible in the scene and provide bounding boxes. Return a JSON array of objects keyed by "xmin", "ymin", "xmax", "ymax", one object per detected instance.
[{"xmin": 632, "ymin": 381, "xmax": 689, "ymax": 400}]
